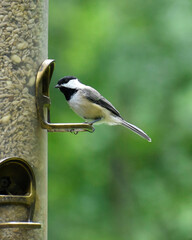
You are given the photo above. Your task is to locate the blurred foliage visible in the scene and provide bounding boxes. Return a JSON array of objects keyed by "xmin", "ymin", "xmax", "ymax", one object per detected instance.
[{"xmin": 48, "ymin": 0, "xmax": 192, "ymax": 239}]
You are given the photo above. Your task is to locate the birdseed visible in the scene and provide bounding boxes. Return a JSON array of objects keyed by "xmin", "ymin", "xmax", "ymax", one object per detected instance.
[{"xmin": 0, "ymin": 0, "xmax": 48, "ymax": 239}]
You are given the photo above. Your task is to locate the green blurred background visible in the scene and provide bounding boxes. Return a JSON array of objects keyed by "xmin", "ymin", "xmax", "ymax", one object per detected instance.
[{"xmin": 48, "ymin": 0, "xmax": 192, "ymax": 239}]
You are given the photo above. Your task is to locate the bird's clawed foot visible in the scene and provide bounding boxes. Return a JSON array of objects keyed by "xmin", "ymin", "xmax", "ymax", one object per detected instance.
[
  {"xmin": 70, "ymin": 129, "xmax": 79, "ymax": 135},
  {"xmin": 89, "ymin": 126, "xmax": 95, "ymax": 133},
  {"xmin": 69, "ymin": 126, "xmax": 95, "ymax": 134}
]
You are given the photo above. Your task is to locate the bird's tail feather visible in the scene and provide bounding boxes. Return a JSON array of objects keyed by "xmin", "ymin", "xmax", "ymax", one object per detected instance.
[{"xmin": 121, "ymin": 120, "xmax": 151, "ymax": 142}]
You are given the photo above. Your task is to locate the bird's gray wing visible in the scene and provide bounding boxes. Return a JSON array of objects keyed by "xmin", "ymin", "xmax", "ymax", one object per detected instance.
[{"xmin": 82, "ymin": 87, "xmax": 122, "ymax": 117}]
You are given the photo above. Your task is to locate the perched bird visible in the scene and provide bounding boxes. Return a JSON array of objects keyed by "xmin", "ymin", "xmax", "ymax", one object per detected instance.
[{"xmin": 55, "ymin": 76, "xmax": 151, "ymax": 142}]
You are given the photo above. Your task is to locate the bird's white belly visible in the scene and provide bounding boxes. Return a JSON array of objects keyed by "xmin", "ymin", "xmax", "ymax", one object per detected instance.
[
  {"xmin": 68, "ymin": 92, "xmax": 121, "ymax": 125},
  {"xmin": 68, "ymin": 94, "xmax": 103, "ymax": 120}
]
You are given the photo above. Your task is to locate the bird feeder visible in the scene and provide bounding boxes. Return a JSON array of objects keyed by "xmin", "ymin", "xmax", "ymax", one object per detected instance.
[
  {"xmin": 0, "ymin": 0, "xmax": 48, "ymax": 239},
  {"xmin": 0, "ymin": 1, "xmax": 93, "ymax": 239}
]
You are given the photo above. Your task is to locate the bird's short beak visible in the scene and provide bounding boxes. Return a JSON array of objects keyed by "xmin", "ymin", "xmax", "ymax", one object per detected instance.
[{"xmin": 55, "ymin": 84, "xmax": 60, "ymax": 88}]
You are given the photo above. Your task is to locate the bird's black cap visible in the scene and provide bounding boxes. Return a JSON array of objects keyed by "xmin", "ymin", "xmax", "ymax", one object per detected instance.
[
  {"xmin": 55, "ymin": 76, "xmax": 78, "ymax": 88},
  {"xmin": 57, "ymin": 76, "xmax": 77, "ymax": 85}
]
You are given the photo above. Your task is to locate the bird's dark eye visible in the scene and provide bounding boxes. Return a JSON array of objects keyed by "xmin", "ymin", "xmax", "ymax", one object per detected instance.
[{"xmin": 64, "ymin": 79, "xmax": 70, "ymax": 83}]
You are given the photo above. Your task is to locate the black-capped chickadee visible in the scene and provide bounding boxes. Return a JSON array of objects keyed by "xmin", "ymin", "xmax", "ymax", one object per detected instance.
[{"xmin": 55, "ymin": 76, "xmax": 151, "ymax": 142}]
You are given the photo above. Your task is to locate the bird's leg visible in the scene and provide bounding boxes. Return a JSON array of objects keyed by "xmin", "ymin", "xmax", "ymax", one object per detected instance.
[{"xmin": 88, "ymin": 118, "xmax": 102, "ymax": 125}]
